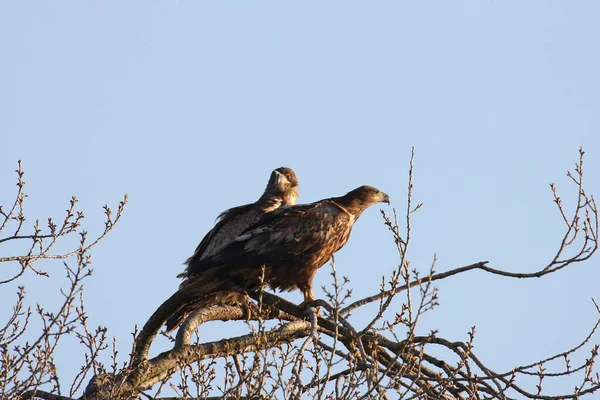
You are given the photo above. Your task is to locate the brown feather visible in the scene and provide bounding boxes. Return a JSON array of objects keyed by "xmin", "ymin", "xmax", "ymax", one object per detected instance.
[
  {"xmin": 165, "ymin": 167, "xmax": 299, "ymax": 332},
  {"xmin": 167, "ymin": 185, "xmax": 389, "ymax": 332}
]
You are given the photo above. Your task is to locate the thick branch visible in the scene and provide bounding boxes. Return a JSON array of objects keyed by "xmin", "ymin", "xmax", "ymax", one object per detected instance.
[
  {"xmin": 20, "ymin": 390, "xmax": 75, "ymax": 400},
  {"xmin": 123, "ymin": 320, "xmax": 310, "ymax": 397}
]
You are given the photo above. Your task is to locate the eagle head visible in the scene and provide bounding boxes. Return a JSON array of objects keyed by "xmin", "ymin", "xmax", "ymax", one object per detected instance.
[
  {"xmin": 264, "ymin": 167, "xmax": 299, "ymax": 206},
  {"xmin": 347, "ymin": 185, "xmax": 391, "ymax": 207},
  {"xmin": 273, "ymin": 167, "xmax": 299, "ymax": 189}
]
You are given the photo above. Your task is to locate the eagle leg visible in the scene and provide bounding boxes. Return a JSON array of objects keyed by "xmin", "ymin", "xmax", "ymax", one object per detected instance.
[
  {"xmin": 298, "ymin": 285, "xmax": 316, "ymax": 308},
  {"xmin": 233, "ymin": 293, "xmax": 255, "ymax": 320},
  {"xmin": 241, "ymin": 301, "xmax": 255, "ymax": 321}
]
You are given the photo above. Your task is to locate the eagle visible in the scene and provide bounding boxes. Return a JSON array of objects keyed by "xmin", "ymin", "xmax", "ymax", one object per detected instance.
[
  {"xmin": 165, "ymin": 167, "xmax": 299, "ymax": 332},
  {"xmin": 166, "ymin": 185, "xmax": 389, "ymax": 331},
  {"xmin": 182, "ymin": 166, "xmax": 299, "ymax": 268}
]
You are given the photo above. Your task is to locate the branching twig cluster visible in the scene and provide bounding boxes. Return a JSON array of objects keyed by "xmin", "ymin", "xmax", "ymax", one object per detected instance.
[
  {"xmin": 0, "ymin": 161, "xmax": 127, "ymax": 400},
  {"xmin": 4, "ymin": 149, "xmax": 599, "ymax": 400}
]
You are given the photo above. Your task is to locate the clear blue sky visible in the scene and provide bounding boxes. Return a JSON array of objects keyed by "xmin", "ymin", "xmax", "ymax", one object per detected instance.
[{"xmin": 1, "ymin": 1, "xmax": 599, "ymax": 396}]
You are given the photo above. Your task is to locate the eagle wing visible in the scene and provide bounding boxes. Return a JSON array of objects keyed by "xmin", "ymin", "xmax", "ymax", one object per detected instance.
[
  {"xmin": 187, "ymin": 200, "xmax": 350, "ymax": 276},
  {"xmin": 184, "ymin": 204, "xmax": 259, "ymax": 267}
]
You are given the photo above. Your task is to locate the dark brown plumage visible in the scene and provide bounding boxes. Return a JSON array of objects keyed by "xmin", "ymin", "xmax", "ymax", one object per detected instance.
[
  {"xmin": 167, "ymin": 185, "xmax": 389, "ymax": 332},
  {"xmin": 165, "ymin": 167, "xmax": 299, "ymax": 332},
  {"xmin": 181, "ymin": 167, "xmax": 299, "ymax": 272}
]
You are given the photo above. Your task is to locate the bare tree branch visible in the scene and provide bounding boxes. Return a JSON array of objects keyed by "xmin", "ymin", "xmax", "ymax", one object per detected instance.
[{"xmin": 5, "ymin": 150, "xmax": 600, "ymax": 400}]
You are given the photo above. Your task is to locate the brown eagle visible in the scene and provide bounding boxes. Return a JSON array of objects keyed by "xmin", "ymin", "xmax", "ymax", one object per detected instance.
[
  {"xmin": 167, "ymin": 185, "xmax": 389, "ymax": 331},
  {"xmin": 182, "ymin": 166, "xmax": 299, "ymax": 269},
  {"xmin": 165, "ymin": 167, "xmax": 299, "ymax": 331}
]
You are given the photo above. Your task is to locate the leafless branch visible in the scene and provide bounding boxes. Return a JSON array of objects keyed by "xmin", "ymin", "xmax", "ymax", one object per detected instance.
[{"xmin": 6, "ymin": 150, "xmax": 600, "ymax": 400}]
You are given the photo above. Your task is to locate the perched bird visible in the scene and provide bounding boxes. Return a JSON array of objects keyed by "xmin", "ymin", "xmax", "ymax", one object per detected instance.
[
  {"xmin": 167, "ymin": 185, "xmax": 390, "ymax": 331},
  {"xmin": 182, "ymin": 167, "xmax": 299, "ymax": 268},
  {"xmin": 165, "ymin": 167, "xmax": 299, "ymax": 331}
]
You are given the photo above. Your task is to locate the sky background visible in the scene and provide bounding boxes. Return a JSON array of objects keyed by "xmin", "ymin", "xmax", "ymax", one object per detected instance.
[{"xmin": 1, "ymin": 1, "xmax": 599, "ymax": 397}]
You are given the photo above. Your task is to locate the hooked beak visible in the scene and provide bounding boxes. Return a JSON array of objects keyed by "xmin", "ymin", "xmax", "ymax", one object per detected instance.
[
  {"xmin": 381, "ymin": 192, "xmax": 391, "ymax": 205},
  {"xmin": 272, "ymin": 170, "xmax": 283, "ymax": 185}
]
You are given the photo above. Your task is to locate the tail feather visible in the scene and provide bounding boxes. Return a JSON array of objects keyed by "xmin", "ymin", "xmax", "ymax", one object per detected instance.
[
  {"xmin": 165, "ymin": 298, "xmax": 208, "ymax": 333},
  {"xmin": 165, "ymin": 308, "xmax": 188, "ymax": 333},
  {"xmin": 166, "ymin": 265, "xmax": 259, "ymax": 333},
  {"xmin": 165, "ymin": 291, "xmax": 249, "ymax": 333}
]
